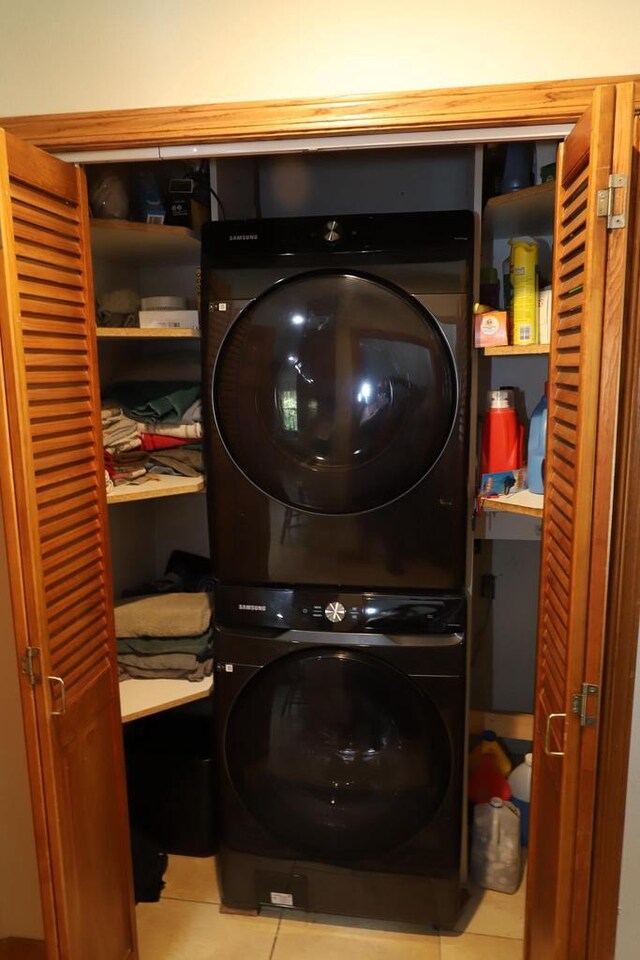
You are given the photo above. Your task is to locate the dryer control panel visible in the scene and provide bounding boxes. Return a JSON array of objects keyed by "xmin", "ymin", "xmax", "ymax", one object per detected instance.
[{"xmin": 215, "ymin": 585, "xmax": 465, "ymax": 634}]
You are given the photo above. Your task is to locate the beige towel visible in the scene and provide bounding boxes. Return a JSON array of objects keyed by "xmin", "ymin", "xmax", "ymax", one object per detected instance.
[
  {"xmin": 135, "ymin": 421, "xmax": 203, "ymax": 439},
  {"xmin": 114, "ymin": 592, "xmax": 213, "ymax": 638}
]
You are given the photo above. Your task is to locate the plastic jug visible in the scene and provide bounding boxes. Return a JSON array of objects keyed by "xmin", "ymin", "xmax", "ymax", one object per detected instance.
[
  {"xmin": 480, "ymin": 391, "xmax": 525, "ymax": 475},
  {"xmin": 508, "ymin": 753, "xmax": 533, "ymax": 846},
  {"xmin": 468, "ymin": 729, "xmax": 513, "ymax": 778},
  {"xmin": 527, "ymin": 387, "xmax": 548, "ymax": 494},
  {"xmin": 471, "ymin": 797, "xmax": 521, "ymax": 894},
  {"xmin": 468, "ymin": 753, "xmax": 511, "ymax": 805}
]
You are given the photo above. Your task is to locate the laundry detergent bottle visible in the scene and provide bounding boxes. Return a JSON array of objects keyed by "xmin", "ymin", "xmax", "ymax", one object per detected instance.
[
  {"xmin": 527, "ymin": 385, "xmax": 548, "ymax": 494},
  {"xmin": 508, "ymin": 753, "xmax": 533, "ymax": 846}
]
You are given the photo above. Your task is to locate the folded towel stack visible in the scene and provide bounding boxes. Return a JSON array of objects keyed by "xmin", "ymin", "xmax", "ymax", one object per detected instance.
[
  {"xmin": 115, "ymin": 592, "xmax": 214, "ymax": 682},
  {"xmin": 101, "ymin": 382, "xmax": 204, "ymax": 489}
]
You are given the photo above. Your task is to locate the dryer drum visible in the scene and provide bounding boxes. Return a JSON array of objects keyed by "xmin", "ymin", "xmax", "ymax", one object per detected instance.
[{"xmin": 224, "ymin": 647, "xmax": 452, "ymax": 860}]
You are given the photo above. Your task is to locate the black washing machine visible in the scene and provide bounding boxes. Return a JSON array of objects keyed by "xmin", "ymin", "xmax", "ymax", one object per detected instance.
[
  {"xmin": 201, "ymin": 211, "xmax": 473, "ymax": 925},
  {"xmin": 213, "ymin": 605, "xmax": 466, "ymax": 926}
]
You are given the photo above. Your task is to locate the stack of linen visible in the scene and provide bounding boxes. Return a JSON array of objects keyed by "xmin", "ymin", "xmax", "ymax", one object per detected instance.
[
  {"xmin": 101, "ymin": 381, "xmax": 204, "ymax": 489},
  {"xmin": 115, "ymin": 592, "xmax": 214, "ymax": 682}
]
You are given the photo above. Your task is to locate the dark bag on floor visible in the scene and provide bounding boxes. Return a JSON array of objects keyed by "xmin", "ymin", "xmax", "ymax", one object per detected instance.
[{"xmin": 130, "ymin": 826, "xmax": 168, "ymax": 903}]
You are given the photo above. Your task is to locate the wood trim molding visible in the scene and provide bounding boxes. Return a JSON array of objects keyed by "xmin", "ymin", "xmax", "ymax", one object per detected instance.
[
  {"xmin": 587, "ymin": 114, "xmax": 640, "ymax": 960},
  {"xmin": 1, "ymin": 74, "xmax": 639, "ymax": 153}
]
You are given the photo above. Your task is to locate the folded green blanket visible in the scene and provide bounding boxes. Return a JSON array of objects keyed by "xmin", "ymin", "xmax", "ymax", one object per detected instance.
[
  {"xmin": 104, "ymin": 382, "xmax": 200, "ymax": 424},
  {"xmin": 116, "ymin": 627, "xmax": 213, "ymax": 659}
]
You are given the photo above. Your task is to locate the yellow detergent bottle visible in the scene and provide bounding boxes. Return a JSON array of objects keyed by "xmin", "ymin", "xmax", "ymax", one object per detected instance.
[{"xmin": 509, "ymin": 237, "xmax": 539, "ymax": 345}]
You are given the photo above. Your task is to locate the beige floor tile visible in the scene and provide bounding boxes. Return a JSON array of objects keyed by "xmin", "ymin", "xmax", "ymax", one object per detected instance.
[
  {"xmin": 440, "ymin": 932, "xmax": 522, "ymax": 960},
  {"xmin": 274, "ymin": 914, "xmax": 440, "ymax": 959},
  {"xmin": 454, "ymin": 872, "xmax": 526, "ymax": 940},
  {"xmin": 136, "ymin": 898, "xmax": 279, "ymax": 960},
  {"xmin": 163, "ymin": 855, "xmax": 220, "ymax": 904}
]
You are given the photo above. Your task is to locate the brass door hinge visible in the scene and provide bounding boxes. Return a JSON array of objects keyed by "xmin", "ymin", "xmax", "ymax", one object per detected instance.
[
  {"xmin": 572, "ymin": 683, "xmax": 599, "ymax": 728},
  {"xmin": 597, "ymin": 174, "xmax": 627, "ymax": 230},
  {"xmin": 21, "ymin": 647, "xmax": 40, "ymax": 687}
]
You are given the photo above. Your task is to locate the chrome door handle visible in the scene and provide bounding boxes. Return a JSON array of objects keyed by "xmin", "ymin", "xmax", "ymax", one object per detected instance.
[
  {"xmin": 544, "ymin": 712, "xmax": 566, "ymax": 756},
  {"xmin": 48, "ymin": 676, "xmax": 67, "ymax": 716}
]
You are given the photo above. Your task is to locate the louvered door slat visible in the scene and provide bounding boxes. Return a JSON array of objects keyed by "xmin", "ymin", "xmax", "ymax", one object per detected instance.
[
  {"xmin": 0, "ymin": 129, "xmax": 136, "ymax": 959},
  {"xmin": 16, "ymin": 240, "xmax": 82, "ymax": 271},
  {"xmin": 13, "ymin": 219, "xmax": 82, "ymax": 255}
]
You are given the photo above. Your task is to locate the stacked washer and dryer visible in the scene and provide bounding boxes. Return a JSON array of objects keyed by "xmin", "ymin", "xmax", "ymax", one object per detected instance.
[{"xmin": 201, "ymin": 211, "xmax": 473, "ymax": 927}]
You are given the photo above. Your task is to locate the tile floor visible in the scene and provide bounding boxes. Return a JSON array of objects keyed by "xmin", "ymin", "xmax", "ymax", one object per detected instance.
[{"xmin": 136, "ymin": 856, "xmax": 525, "ymax": 959}]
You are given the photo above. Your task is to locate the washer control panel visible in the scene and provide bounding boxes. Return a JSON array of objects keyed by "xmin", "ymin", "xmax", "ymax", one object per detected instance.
[{"xmin": 215, "ymin": 585, "xmax": 466, "ymax": 634}]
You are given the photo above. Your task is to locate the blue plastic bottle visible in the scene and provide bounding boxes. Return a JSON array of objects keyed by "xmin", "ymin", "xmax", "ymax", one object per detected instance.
[{"xmin": 528, "ymin": 385, "xmax": 548, "ymax": 494}]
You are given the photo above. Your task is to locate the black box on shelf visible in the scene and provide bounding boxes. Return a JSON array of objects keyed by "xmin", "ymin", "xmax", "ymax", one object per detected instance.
[{"xmin": 123, "ymin": 697, "xmax": 217, "ymax": 857}]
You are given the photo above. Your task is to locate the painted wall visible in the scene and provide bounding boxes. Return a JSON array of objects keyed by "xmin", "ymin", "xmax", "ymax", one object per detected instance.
[{"xmin": 0, "ymin": 1, "xmax": 639, "ymax": 117}]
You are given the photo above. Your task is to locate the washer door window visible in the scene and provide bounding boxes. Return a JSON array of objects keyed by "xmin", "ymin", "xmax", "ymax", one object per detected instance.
[
  {"xmin": 225, "ymin": 648, "xmax": 451, "ymax": 859},
  {"xmin": 214, "ymin": 270, "xmax": 457, "ymax": 514}
]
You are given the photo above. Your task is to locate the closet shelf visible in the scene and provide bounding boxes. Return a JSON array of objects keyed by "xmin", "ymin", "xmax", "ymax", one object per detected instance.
[
  {"xmin": 119, "ymin": 676, "xmax": 213, "ymax": 723},
  {"xmin": 480, "ymin": 490, "xmax": 544, "ymax": 519},
  {"xmin": 97, "ymin": 327, "xmax": 200, "ymax": 339},
  {"xmin": 106, "ymin": 474, "xmax": 205, "ymax": 504},
  {"xmin": 483, "ymin": 343, "xmax": 550, "ymax": 356},
  {"xmin": 483, "ymin": 181, "xmax": 556, "ymax": 240},
  {"xmin": 90, "ymin": 218, "xmax": 200, "ymax": 265}
]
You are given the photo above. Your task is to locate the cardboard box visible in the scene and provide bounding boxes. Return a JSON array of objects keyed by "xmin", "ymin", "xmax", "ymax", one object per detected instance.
[
  {"xmin": 479, "ymin": 468, "xmax": 527, "ymax": 500},
  {"xmin": 538, "ymin": 287, "xmax": 552, "ymax": 344},
  {"xmin": 138, "ymin": 310, "xmax": 199, "ymax": 330},
  {"xmin": 474, "ymin": 310, "xmax": 509, "ymax": 348}
]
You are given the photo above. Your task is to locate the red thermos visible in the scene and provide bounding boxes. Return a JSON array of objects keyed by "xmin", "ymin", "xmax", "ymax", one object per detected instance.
[{"xmin": 480, "ymin": 389, "xmax": 524, "ymax": 474}]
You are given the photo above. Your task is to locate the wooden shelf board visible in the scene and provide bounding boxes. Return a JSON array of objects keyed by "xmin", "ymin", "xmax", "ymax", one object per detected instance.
[
  {"xmin": 90, "ymin": 218, "xmax": 200, "ymax": 265},
  {"xmin": 97, "ymin": 327, "xmax": 200, "ymax": 339},
  {"xmin": 483, "ymin": 181, "xmax": 556, "ymax": 240},
  {"xmin": 483, "ymin": 343, "xmax": 550, "ymax": 356},
  {"xmin": 119, "ymin": 675, "xmax": 213, "ymax": 723},
  {"xmin": 480, "ymin": 490, "xmax": 544, "ymax": 519},
  {"xmin": 469, "ymin": 709, "xmax": 534, "ymax": 742},
  {"xmin": 107, "ymin": 474, "xmax": 204, "ymax": 504}
]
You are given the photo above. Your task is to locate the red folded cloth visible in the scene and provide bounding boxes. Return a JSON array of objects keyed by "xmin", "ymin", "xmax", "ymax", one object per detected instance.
[{"xmin": 139, "ymin": 434, "xmax": 196, "ymax": 451}]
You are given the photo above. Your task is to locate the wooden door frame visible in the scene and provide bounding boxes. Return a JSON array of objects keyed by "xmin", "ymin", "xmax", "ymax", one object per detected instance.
[
  {"xmin": 1, "ymin": 73, "xmax": 638, "ymax": 956},
  {"xmin": 0, "ymin": 74, "xmax": 639, "ymax": 152}
]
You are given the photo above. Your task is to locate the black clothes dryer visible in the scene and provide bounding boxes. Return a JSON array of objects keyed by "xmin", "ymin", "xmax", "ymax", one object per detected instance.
[
  {"xmin": 214, "ymin": 618, "xmax": 466, "ymax": 926},
  {"xmin": 201, "ymin": 211, "xmax": 473, "ymax": 602}
]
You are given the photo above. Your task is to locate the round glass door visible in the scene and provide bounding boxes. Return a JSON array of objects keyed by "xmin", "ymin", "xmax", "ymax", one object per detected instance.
[
  {"xmin": 225, "ymin": 648, "xmax": 451, "ymax": 859},
  {"xmin": 213, "ymin": 270, "xmax": 457, "ymax": 514}
]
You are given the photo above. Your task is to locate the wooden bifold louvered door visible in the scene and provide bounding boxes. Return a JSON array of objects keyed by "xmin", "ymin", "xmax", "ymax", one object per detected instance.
[
  {"xmin": 0, "ymin": 131, "xmax": 137, "ymax": 959},
  {"xmin": 526, "ymin": 83, "xmax": 635, "ymax": 960}
]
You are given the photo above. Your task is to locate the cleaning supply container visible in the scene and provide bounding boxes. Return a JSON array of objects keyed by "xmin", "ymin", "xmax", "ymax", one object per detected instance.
[
  {"xmin": 471, "ymin": 797, "xmax": 521, "ymax": 894},
  {"xmin": 509, "ymin": 237, "xmax": 538, "ymax": 345},
  {"xmin": 468, "ymin": 753, "xmax": 512, "ymax": 806},
  {"xmin": 480, "ymin": 391, "xmax": 525, "ymax": 475},
  {"xmin": 468, "ymin": 729, "xmax": 513, "ymax": 778},
  {"xmin": 508, "ymin": 753, "xmax": 533, "ymax": 846},
  {"xmin": 527, "ymin": 386, "xmax": 548, "ymax": 494}
]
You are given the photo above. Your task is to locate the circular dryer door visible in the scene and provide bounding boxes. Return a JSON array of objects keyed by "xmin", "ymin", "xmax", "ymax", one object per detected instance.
[
  {"xmin": 225, "ymin": 648, "xmax": 451, "ymax": 859},
  {"xmin": 213, "ymin": 270, "xmax": 457, "ymax": 514}
]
